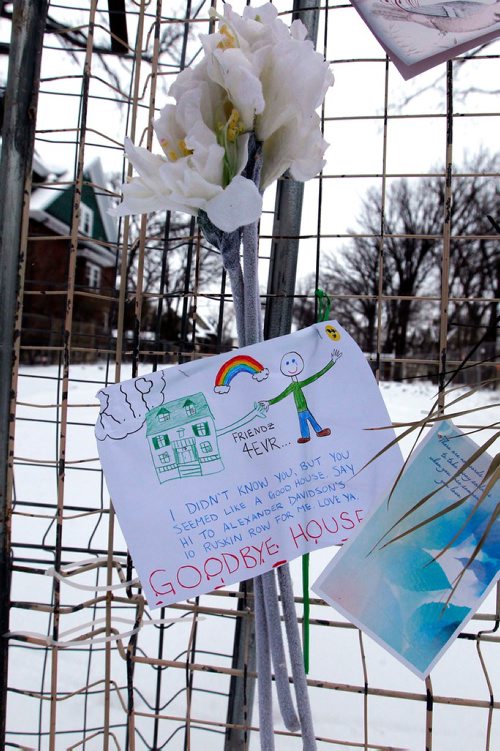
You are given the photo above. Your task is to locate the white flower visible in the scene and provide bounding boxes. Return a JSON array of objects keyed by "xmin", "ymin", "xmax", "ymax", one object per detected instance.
[
  {"xmin": 111, "ymin": 84, "xmax": 262, "ymax": 232},
  {"xmin": 111, "ymin": 3, "xmax": 333, "ymax": 231},
  {"xmin": 203, "ymin": 3, "xmax": 334, "ymax": 190}
]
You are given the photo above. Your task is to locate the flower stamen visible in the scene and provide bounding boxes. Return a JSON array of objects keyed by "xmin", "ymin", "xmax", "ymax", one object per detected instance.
[
  {"xmin": 226, "ymin": 109, "xmax": 244, "ymax": 143},
  {"xmin": 160, "ymin": 137, "xmax": 192, "ymax": 162},
  {"xmin": 178, "ymin": 139, "xmax": 193, "ymax": 157},
  {"xmin": 215, "ymin": 107, "xmax": 247, "ymax": 187},
  {"xmin": 217, "ymin": 24, "xmax": 237, "ymax": 50}
]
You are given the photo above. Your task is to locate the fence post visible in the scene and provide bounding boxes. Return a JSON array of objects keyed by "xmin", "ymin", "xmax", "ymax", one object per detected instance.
[
  {"xmin": 264, "ymin": 0, "xmax": 319, "ymax": 340},
  {"xmin": 224, "ymin": 2, "xmax": 320, "ymax": 747},
  {"xmin": 0, "ymin": 1, "xmax": 49, "ymax": 744}
]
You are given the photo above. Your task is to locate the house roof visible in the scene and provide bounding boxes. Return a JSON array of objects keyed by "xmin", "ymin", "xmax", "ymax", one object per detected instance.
[
  {"xmin": 146, "ymin": 392, "xmax": 214, "ymax": 435},
  {"xmin": 191, "ymin": 309, "xmax": 218, "ymax": 341},
  {"xmin": 32, "ymin": 152, "xmax": 55, "ymax": 181},
  {"xmin": 29, "ymin": 157, "xmax": 118, "ymax": 246}
]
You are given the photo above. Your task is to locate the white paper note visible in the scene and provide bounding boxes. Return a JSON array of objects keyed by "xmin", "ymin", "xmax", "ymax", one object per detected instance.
[{"xmin": 96, "ymin": 321, "xmax": 402, "ymax": 608}]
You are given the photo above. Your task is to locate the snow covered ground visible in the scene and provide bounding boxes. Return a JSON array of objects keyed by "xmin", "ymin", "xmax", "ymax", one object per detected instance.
[{"xmin": 7, "ymin": 363, "xmax": 499, "ymax": 750}]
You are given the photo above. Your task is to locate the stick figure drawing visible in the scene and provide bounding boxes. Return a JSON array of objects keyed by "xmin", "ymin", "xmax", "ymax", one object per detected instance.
[{"xmin": 259, "ymin": 349, "xmax": 343, "ymax": 444}]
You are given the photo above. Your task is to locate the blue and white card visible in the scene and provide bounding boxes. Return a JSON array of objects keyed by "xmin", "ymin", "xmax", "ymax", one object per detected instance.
[{"xmin": 314, "ymin": 420, "xmax": 499, "ymax": 678}]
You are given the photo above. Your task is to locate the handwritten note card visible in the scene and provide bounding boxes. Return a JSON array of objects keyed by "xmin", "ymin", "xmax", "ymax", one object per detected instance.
[
  {"xmin": 350, "ymin": 0, "xmax": 500, "ymax": 80},
  {"xmin": 314, "ymin": 420, "xmax": 500, "ymax": 678},
  {"xmin": 96, "ymin": 321, "xmax": 402, "ymax": 608}
]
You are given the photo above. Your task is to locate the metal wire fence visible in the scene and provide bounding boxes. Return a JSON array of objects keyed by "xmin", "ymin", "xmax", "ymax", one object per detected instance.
[{"xmin": 0, "ymin": 0, "xmax": 498, "ymax": 749}]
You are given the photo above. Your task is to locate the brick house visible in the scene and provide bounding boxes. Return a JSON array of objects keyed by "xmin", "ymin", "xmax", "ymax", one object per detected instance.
[{"xmin": 22, "ymin": 157, "xmax": 118, "ymax": 362}]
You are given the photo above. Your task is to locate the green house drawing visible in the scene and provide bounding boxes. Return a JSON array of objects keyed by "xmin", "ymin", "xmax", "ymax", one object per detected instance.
[{"xmin": 146, "ymin": 393, "xmax": 224, "ymax": 483}]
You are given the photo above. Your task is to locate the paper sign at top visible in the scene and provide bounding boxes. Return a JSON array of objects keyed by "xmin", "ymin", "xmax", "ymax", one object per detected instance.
[
  {"xmin": 95, "ymin": 321, "xmax": 402, "ymax": 608},
  {"xmin": 350, "ymin": 0, "xmax": 500, "ymax": 79}
]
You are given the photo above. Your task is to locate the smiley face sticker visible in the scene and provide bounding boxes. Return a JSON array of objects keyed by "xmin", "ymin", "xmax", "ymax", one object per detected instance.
[{"xmin": 325, "ymin": 324, "xmax": 341, "ymax": 342}]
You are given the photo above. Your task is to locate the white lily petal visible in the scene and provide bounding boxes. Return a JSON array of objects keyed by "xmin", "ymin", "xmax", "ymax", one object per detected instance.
[
  {"xmin": 260, "ymin": 113, "xmax": 329, "ymax": 191},
  {"xmin": 178, "ymin": 167, "xmax": 223, "ymax": 204},
  {"xmin": 256, "ymin": 40, "xmax": 333, "ymax": 142},
  {"xmin": 186, "ymin": 133, "xmax": 225, "ymax": 186},
  {"xmin": 235, "ymin": 132, "xmax": 250, "ymax": 176},
  {"xmin": 242, "ymin": 3, "xmax": 278, "ymax": 24},
  {"xmin": 109, "ymin": 186, "xmax": 170, "ymax": 217},
  {"xmin": 152, "ymin": 105, "xmax": 185, "ymax": 156},
  {"xmin": 290, "ymin": 19, "xmax": 308, "ymax": 41},
  {"xmin": 205, "ymin": 176, "xmax": 262, "ymax": 232},
  {"xmin": 109, "ymin": 174, "xmax": 196, "ymax": 217},
  {"xmin": 289, "ymin": 124, "xmax": 328, "ymax": 183},
  {"xmin": 124, "ymin": 138, "xmax": 168, "ymax": 189}
]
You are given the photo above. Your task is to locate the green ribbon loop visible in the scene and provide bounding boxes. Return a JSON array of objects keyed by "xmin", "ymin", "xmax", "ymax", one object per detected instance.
[
  {"xmin": 315, "ymin": 288, "xmax": 331, "ymax": 323},
  {"xmin": 302, "ymin": 289, "xmax": 331, "ymax": 674}
]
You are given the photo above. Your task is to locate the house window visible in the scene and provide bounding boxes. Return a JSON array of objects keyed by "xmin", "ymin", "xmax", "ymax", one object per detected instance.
[
  {"xmin": 79, "ymin": 203, "xmax": 94, "ymax": 235},
  {"xmin": 157, "ymin": 410, "xmax": 170, "ymax": 423},
  {"xmin": 85, "ymin": 262, "xmax": 101, "ymax": 291},
  {"xmin": 153, "ymin": 434, "xmax": 170, "ymax": 450},
  {"xmin": 193, "ymin": 421, "xmax": 210, "ymax": 437},
  {"xmin": 158, "ymin": 451, "xmax": 170, "ymax": 463},
  {"xmin": 199, "ymin": 441, "xmax": 213, "ymax": 454},
  {"xmin": 184, "ymin": 400, "xmax": 196, "ymax": 416}
]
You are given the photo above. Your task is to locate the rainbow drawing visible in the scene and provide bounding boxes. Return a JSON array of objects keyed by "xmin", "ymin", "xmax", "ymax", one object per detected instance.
[{"xmin": 214, "ymin": 355, "xmax": 269, "ymax": 393}]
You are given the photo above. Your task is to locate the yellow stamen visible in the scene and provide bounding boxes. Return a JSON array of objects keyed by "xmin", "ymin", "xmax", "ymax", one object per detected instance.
[
  {"xmin": 217, "ymin": 24, "xmax": 237, "ymax": 50},
  {"xmin": 178, "ymin": 139, "xmax": 193, "ymax": 157},
  {"xmin": 168, "ymin": 150, "xmax": 178, "ymax": 162},
  {"xmin": 160, "ymin": 138, "xmax": 169, "ymax": 150},
  {"xmin": 226, "ymin": 108, "xmax": 244, "ymax": 143}
]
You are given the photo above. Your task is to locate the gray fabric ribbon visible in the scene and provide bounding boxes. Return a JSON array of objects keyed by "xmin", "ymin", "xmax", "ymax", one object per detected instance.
[{"xmin": 199, "ymin": 139, "xmax": 317, "ymax": 750}]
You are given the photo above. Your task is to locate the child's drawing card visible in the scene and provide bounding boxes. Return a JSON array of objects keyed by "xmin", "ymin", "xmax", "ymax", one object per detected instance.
[
  {"xmin": 314, "ymin": 420, "xmax": 500, "ymax": 679},
  {"xmin": 95, "ymin": 321, "xmax": 402, "ymax": 608},
  {"xmin": 350, "ymin": 0, "xmax": 500, "ymax": 79}
]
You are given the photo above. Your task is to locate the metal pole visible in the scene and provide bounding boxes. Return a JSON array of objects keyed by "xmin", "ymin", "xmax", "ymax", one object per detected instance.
[
  {"xmin": 264, "ymin": 0, "xmax": 320, "ymax": 340},
  {"xmin": 225, "ymin": 2, "xmax": 320, "ymax": 747},
  {"xmin": 0, "ymin": 0, "xmax": 48, "ymax": 745}
]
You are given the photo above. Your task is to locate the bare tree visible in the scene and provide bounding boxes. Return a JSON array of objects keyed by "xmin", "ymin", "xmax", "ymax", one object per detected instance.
[
  {"xmin": 0, "ymin": 1, "xmax": 190, "ymax": 111},
  {"xmin": 296, "ymin": 151, "xmax": 499, "ymax": 379},
  {"xmin": 118, "ymin": 203, "xmax": 226, "ymax": 352},
  {"xmin": 388, "ymin": 43, "xmax": 500, "ymax": 114}
]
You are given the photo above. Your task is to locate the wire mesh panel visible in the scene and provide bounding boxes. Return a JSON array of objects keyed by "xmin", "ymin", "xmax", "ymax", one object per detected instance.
[{"xmin": 1, "ymin": 0, "xmax": 499, "ymax": 749}]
